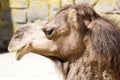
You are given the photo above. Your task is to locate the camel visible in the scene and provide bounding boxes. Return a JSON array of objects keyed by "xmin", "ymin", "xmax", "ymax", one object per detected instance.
[{"xmin": 8, "ymin": 4, "xmax": 120, "ymax": 80}]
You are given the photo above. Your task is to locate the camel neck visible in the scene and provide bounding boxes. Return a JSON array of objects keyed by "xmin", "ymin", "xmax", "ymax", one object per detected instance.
[{"xmin": 64, "ymin": 47, "xmax": 120, "ymax": 80}]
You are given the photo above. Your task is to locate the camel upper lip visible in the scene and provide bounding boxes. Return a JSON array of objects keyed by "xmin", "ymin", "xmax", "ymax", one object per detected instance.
[{"xmin": 8, "ymin": 43, "xmax": 26, "ymax": 52}]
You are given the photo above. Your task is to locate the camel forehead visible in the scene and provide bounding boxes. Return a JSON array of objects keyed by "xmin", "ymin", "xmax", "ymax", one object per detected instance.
[
  {"xmin": 15, "ymin": 24, "xmax": 42, "ymax": 37},
  {"xmin": 17, "ymin": 24, "xmax": 40, "ymax": 33}
]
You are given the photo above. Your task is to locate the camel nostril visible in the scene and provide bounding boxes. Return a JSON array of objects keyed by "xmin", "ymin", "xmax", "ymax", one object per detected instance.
[
  {"xmin": 42, "ymin": 28, "xmax": 55, "ymax": 35},
  {"xmin": 14, "ymin": 32, "xmax": 24, "ymax": 38}
]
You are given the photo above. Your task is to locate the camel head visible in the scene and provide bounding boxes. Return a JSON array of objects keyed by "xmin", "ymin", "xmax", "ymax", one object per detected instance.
[
  {"xmin": 8, "ymin": 22, "xmax": 58, "ymax": 60},
  {"xmin": 42, "ymin": 4, "xmax": 99, "ymax": 61}
]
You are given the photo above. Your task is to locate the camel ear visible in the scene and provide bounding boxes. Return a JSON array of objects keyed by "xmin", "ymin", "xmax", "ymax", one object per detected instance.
[{"xmin": 68, "ymin": 9, "xmax": 79, "ymax": 30}]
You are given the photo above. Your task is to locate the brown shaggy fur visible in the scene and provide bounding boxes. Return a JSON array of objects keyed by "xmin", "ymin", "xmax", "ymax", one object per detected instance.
[{"xmin": 43, "ymin": 4, "xmax": 120, "ymax": 80}]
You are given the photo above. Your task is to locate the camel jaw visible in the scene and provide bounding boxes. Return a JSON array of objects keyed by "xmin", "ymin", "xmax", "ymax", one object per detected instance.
[
  {"xmin": 8, "ymin": 44, "xmax": 29, "ymax": 60},
  {"xmin": 15, "ymin": 44, "xmax": 28, "ymax": 60}
]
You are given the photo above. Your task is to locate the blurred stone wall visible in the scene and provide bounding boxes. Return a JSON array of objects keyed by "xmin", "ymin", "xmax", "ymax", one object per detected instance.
[
  {"xmin": 0, "ymin": 0, "xmax": 13, "ymax": 52},
  {"xmin": 0, "ymin": 0, "xmax": 120, "ymax": 52}
]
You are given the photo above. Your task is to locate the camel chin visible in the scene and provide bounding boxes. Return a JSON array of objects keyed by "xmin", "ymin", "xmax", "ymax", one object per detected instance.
[
  {"xmin": 16, "ymin": 44, "xmax": 29, "ymax": 60},
  {"xmin": 8, "ymin": 43, "xmax": 29, "ymax": 60}
]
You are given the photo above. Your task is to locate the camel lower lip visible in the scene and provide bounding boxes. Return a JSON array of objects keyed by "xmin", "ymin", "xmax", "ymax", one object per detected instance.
[{"xmin": 16, "ymin": 45, "xmax": 28, "ymax": 60}]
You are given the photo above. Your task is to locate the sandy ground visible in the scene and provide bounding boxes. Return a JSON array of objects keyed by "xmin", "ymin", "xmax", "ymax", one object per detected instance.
[{"xmin": 0, "ymin": 53, "xmax": 63, "ymax": 80}]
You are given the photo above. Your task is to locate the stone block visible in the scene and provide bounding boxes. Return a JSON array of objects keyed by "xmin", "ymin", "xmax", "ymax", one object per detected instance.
[
  {"xmin": 1, "ymin": 11, "xmax": 12, "ymax": 21},
  {"xmin": 0, "ymin": 21, "xmax": 13, "ymax": 52},
  {"xmin": 94, "ymin": 0, "xmax": 115, "ymax": 13},
  {"xmin": 76, "ymin": 0, "xmax": 98, "ymax": 5},
  {"xmin": 115, "ymin": 0, "xmax": 120, "ymax": 13},
  {"xmin": 28, "ymin": 0, "xmax": 49, "ymax": 22},
  {"xmin": 0, "ymin": 21, "xmax": 13, "ymax": 39},
  {"xmin": 0, "ymin": 18, "xmax": 2, "ymax": 26},
  {"xmin": 103, "ymin": 14, "xmax": 120, "ymax": 27},
  {"xmin": 11, "ymin": 9, "xmax": 27, "ymax": 23},
  {"xmin": 116, "ymin": 0, "xmax": 120, "ymax": 9},
  {"xmin": 62, "ymin": 0, "xmax": 74, "ymax": 6},
  {"xmin": 49, "ymin": 0, "xmax": 61, "ymax": 19},
  {"xmin": 12, "ymin": 23, "xmax": 25, "ymax": 32},
  {"xmin": 9, "ymin": 0, "xmax": 28, "ymax": 8},
  {"xmin": 0, "ymin": 0, "xmax": 10, "ymax": 11}
]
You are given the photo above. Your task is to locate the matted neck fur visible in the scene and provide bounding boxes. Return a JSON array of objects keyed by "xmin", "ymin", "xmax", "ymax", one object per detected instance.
[{"xmin": 9, "ymin": 3, "xmax": 120, "ymax": 80}]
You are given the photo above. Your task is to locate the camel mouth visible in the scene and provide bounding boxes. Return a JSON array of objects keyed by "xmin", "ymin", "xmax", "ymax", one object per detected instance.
[{"xmin": 16, "ymin": 44, "xmax": 29, "ymax": 60}]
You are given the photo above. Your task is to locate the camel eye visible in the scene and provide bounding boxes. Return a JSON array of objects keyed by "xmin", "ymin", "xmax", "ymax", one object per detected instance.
[{"xmin": 42, "ymin": 28, "xmax": 55, "ymax": 36}]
